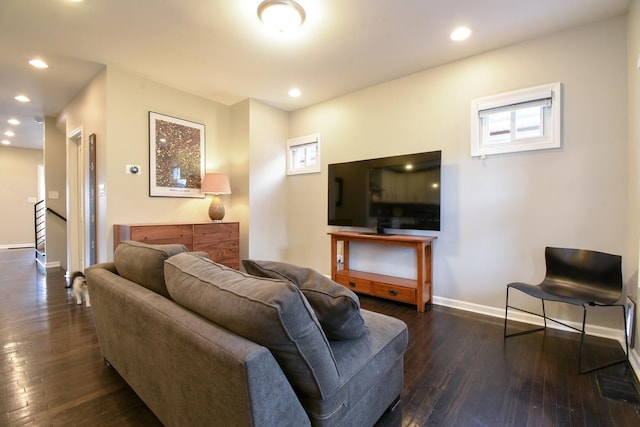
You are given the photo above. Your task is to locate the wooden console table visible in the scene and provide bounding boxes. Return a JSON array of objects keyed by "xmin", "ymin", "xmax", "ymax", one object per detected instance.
[
  {"xmin": 329, "ymin": 232, "xmax": 436, "ymax": 312},
  {"xmin": 114, "ymin": 222, "xmax": 240, "ymax": 269}
]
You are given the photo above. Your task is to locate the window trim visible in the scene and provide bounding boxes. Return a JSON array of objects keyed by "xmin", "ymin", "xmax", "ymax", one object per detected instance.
[
  {"xmin": 470, "ymin": 82, "xmax": 562, "ymax": 157},
  {"xmin": 286, "ymin": 133, "xmax": 321, "ymax": 175}
]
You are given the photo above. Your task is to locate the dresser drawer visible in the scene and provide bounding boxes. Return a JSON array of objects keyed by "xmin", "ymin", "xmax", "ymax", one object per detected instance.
[
  {"xmin": 335, "ymin": 275, "xmax": 372, "ymax": 294},
  {"xmin": 193, "ymin": 223, "xmax": 239, "ymax": 244},
  {"xmin": 371, "ymin": 283, "xmax": 415, "ymax": 304},
  {"xmin": 206, "ymin": 244, "xmax": 240, "ymax": 267},
  {"xmin": 129, "ymin": 225, "xmax": 193, "ymax": 248}
]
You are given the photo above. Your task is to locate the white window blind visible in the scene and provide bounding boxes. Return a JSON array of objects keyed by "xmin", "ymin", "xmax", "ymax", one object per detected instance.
[
  {"xmin": 470, "ymin": 83, "xmax": 561, "ymax": 157},
  {"xmin": 287, "ymin": 133, "xmax": 321, "ymax": 175}
]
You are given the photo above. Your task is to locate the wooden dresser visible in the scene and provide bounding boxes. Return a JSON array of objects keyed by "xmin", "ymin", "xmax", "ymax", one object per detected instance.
[{"xmin": 114, "ymin": 222, "xmax": 240, "ymax": 269}]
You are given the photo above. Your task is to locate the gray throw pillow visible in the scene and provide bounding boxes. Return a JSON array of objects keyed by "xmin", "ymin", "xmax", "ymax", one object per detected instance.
[
  {"xmin": 242, "ymin": 259, "xmax": 368, "ymax": 340},
  {"xmin": 164, "ymin": 253, "xmax": 341, "ymax": 399},
  {"xmin": 113, "ymin": 240, "xmax": 188, "ymax": 298}
]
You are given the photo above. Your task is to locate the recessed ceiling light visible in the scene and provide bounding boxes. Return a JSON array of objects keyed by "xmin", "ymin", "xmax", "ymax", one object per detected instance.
[
  {"xmin": 29, "ymin": 59, "xmax": 48, "ymax": 69},
  {"xmin": 4, "ymin": 130, "xmax": 15, "ymax": 137},
  {"xmin": 258, "ymin": 0, "xmax": 306, "ymax": 32},
  {"xmin": 451, "ymin": 27, "xmax": 472, "ymax": 41},
  {"xmin": 14, "ymin": 95, "xmax": 30, "ymax": 102},
  {"xmin": 288, "ymin": 88, "xmax": 301, "ymax": 98},
  {"xmin": 1, "ymin": 140, "xmax": 10, "ymax": 146},
  {"xmin": 8, "ymin": 118, "xmax": 20, "ymax": 125}
]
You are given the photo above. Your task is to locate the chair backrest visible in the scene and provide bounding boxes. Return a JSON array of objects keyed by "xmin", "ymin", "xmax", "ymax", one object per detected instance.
[{"xmin": 543, "ymin": 247, "xmax": 623, "ymax": 304}]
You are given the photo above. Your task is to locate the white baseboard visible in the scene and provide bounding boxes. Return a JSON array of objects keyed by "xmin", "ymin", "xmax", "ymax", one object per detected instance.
[
  {"xmin": 35, "ymin": 257, "xmax": 61, "ymax": 270},
  {"xmin": 0, "ymin": 244, "xmax": 35, "ymax": 250},
  {"xmin": 432, "ymin": 295, "xmax": 639, "ymax": 379}
]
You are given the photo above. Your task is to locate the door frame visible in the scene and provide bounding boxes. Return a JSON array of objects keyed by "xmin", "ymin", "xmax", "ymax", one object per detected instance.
[{"xmin": 67, "ymin": 127, "xmax": 88, "ymax": 273}]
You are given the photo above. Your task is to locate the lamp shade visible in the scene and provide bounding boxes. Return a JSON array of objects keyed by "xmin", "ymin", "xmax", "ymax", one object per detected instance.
[{"xmin": 201, "ymin": 173, "xmax": 231, "ymax": 195}]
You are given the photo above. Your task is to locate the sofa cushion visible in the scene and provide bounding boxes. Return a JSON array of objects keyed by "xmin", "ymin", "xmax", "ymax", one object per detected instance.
[
  {"xmin": 113, "ymin": 240, "xmax": 188, "ymax": 298},
  {"xmin": 301, "ymin": 309, "xmax": 408, "ymax": 425},
  {"xmin": 164, "ymin": 253, "xmax": 341, "ymax": 399},
  {"xmin": 242, "ymin": 259, "xmax": 368, "ymax": 340}
]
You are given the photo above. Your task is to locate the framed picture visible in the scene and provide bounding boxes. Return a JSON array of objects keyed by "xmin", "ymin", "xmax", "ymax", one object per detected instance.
[
  {"xmin": 149, "ymin": 112, "xmax": 205, "ymax": 198},
  {"xmin": 627, "ymin": 297, "xmax": 635, "ymax": 348}
]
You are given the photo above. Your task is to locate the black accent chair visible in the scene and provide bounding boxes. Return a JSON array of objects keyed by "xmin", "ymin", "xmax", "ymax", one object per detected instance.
[{"xmin": 504, "ymin": 247, "xmax": 628, "ymax": 374}]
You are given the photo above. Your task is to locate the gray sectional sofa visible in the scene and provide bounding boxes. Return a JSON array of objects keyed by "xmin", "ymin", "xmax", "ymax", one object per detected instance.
[{"xmin": 86, "ymin": 241, "xmax": 408, "ymax": 426}]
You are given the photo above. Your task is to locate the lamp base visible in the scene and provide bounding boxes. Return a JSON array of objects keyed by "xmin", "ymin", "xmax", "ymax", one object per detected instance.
[{"xmin": 208, "ymin": 195, "xmax": 225, "ymax": 221}]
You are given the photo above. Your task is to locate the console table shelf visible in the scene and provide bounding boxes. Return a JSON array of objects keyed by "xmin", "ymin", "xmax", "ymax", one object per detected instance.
[{"xmin": 329, "ymin": 232, "xmax": 436, "ymax": 312}]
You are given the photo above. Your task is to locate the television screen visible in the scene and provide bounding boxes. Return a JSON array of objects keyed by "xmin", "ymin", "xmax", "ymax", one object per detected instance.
[{"xmin": 328, "ymin": 151, "xmax": 441, "ymax": 233}]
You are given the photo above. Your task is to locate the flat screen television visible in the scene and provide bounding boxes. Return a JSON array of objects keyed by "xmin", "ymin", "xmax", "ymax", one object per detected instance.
[{"xmin": 328, "ymin": 150, "xmax": 441, "ymax": 233}]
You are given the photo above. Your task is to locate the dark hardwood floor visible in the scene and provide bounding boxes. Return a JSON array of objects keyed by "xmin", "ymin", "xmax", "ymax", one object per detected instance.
[{"xmin": 1, "ymin": 248, "xmax": 639, "ymax": 426}]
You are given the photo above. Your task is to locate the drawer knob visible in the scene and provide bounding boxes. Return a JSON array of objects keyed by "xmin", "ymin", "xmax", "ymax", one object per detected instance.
[
  {"xmin": 388, "ymin": 290, "xmax": 398, "ymax": 296},
  {"xmin": 348, "ymin": 281, "xmax": 357, "ymax": 288}
]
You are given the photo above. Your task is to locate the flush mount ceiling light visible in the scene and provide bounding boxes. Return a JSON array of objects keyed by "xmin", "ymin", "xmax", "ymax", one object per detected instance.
[
  {"xmin": 451, "ymin": 26, "xmax": 472, "ymax": 41},
  {"xmin": 257, "ymin": 0, "xmax": 306, "ymax": 32},
  {"xmin": 29, "ymin": 58, "xmax": 48, "ymax": 69},
  {"xmin": 14, "ymin": 95, "xmax": 30, "ymax": 102},
  {"xmin": 288, "ymin": 87, "xmax": 301, "ymax": 98}
]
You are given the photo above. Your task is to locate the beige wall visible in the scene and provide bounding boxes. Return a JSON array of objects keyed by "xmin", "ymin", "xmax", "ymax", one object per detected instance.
[
  {"xmin": 228, "ymin": 99, "xmax": 289, "ymax": 263},
  {"xmin": 287, "ymin": 16, "xmax": 629, "ymax": 329},
  {"xmin": 229, "ymin": 100, "xmax": 251, "ymax": 262},
  {"xmin": 0, "ymin": 147, "xmax": 42, "ymax": 248},
  {"xmin": 43, "ymin": 116, "xmax": 67, "ymax": 267},
  {"xmin": 58, "ymin": 69, "xmax": 107, "ymax": 271},
  {"xmin": 247, "ymin": 100, "xmax": 289, "ymax": 260},
  {"xmin": 103, "ymin": 67, "xmax": 235, "ymax": 259}
]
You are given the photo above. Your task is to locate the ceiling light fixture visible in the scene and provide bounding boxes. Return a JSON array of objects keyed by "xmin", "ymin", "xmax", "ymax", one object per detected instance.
[
  {"xmin": 14, "ymin": 95, "xmax": 30, "ymax": 103},
  {"xmin": 8, "ymin": 118, "xmax": 20, "ymax": 125},
  {"xmin": 1, "ymin": 140, "xmax": 10, "ymax": 146},
  {"xmin": 288, "ymin": 88, "xmax": 301, "ymax": 98},
  {"xmin": 451, "ymin": 26, "xmax": 472, "ymax": 41},
  {"xmin": 29, "ymin": 59, "xmax": 49, "ymax": 69},
  {"xmin": 257, "ymin": 0, "xmax": 306, "ymax": 32},
  {"xmin": 4, "ymin": 130, "xmax": 15, "ymax": 137}
]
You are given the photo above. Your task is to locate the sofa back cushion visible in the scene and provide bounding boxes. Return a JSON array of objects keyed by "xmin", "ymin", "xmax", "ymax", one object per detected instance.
[
  {"xmin": 164, "ymin": 253, "xmax": 340, "ymax": 399},
  {"xmin": 113, "ymin": 240, "xmax": 188, "ymax": 298},
  {"xmin": 243, "ymin": 259, "xmax": 368, "ymax": 340}
]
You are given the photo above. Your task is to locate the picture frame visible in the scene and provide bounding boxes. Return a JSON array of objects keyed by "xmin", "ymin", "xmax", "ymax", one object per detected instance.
[
  {"xmin": 627, "ymin": 297, "xmax": 635, "ymax": 348},
  {"xmin": 149, "ymin": 112, "xmax": 205, "ymax": 198}
]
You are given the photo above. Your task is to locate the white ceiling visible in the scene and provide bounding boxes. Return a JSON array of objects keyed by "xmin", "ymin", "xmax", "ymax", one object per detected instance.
[{"xmin": 0, "ymin": 0, "xmax": 631, "ymax": 150}]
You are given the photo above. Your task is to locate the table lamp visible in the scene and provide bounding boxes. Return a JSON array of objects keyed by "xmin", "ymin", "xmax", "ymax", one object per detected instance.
[{"xmin": 201, "ymin": 173, "xmax": 231, "ymax": 221}]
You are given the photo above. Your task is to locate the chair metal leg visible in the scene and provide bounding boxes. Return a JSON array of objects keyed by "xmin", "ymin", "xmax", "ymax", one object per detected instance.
[
  {"xmin": 578, "ymin": 304, "xmax": 629, "ymax": 374},
  {"xmin": 504, "ymin": 286, "xmax": 547, "ymax": 338}
]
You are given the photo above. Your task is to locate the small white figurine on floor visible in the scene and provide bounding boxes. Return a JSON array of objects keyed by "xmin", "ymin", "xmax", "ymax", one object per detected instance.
[{"xmin": 69, "ymin": 271, "xmax": 90, "ymax": 307}]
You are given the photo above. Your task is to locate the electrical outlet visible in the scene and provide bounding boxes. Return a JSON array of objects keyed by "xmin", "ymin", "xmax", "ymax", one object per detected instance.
[{"xmin": 337, "ymin": 254, "xmax": 344, "ymax": 263}]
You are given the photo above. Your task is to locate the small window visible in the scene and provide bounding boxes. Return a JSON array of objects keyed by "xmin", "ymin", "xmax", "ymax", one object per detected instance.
[
  {"xmin": 287, "ymin": 133, "xmax": 321, "ymax": 175},
  {"xmin": 471, "ymin": 82, "xmax": 562, "ymax": 157}
]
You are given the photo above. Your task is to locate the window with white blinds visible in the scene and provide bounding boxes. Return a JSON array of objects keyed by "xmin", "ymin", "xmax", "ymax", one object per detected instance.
[
  {"xmin": 471, "ymin": 83, "xmax": 562, "ymax": 157},
  {"xmin": 287, "ymin": 133, "xmax": 321, "ymax": 175}
]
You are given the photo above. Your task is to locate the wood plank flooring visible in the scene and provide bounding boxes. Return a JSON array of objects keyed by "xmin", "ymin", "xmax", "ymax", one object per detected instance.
[{"xmin": 1, "ymin": 248, "xmax": 639, "ymax": 426}]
